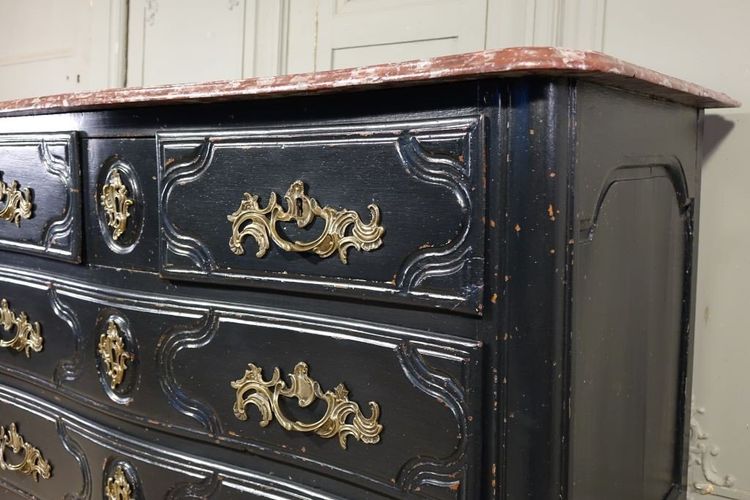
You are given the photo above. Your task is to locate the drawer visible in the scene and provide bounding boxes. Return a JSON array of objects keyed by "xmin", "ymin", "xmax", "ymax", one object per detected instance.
[
  {"xmin": 0, "ymin": 266, "xmax": 483, "ymax": 499},
  {"xmin": 0, "ymin": 390, "xmax": 78, "ymax": 498},
  {"xmin": 157, "ymin": 116, "xmax": 486, "ymax": 314},
  {"xmin": 0, "ymin": 383, "xmax": 336, "ymax": 499},
  {"xmin": 83, "ymin": 138, "xmax": 158, "ymax": 271},
  {"xmin": 0, "ymin": 133, "xmax": 81, "ymax": 262}
]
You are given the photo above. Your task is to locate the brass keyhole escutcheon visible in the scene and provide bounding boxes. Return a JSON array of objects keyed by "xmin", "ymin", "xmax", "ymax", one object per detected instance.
[
  {"xmin": 105, "ymin": 465, "xmax": 134, "ymax": 500},
  {"xmin": 100, "ymin": 169, "xmax": 133, "ymax": 241},
  {"xmin": 98, "ymin": 320, "xmax": 133, "ymax": 390}
]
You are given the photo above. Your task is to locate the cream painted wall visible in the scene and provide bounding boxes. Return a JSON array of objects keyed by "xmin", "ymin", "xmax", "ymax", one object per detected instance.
[
  {"xmin": 0, "ymin": 0, "xmax": 126, "ymax": 99},
  {"xmin": 0, "ymin": 1, "xmax": 745, "ymax": 497}
]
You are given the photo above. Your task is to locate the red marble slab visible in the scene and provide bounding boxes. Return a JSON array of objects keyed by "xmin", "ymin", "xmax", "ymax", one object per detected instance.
[{"xmin": 0, "ymin": 47, "xmax": 739, "ymax": 116}]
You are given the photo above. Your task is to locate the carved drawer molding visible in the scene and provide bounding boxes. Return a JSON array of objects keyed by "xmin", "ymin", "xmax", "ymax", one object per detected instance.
[
  {"xmin": 157, "ymin": 118, "xmax": 485, "ymax": 314},
  {"xmin": 0, "ymin": 133, "xmax": 82, "ymax": 262}
]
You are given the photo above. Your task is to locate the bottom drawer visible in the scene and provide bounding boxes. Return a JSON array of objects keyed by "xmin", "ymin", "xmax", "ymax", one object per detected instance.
[
  {"xmin": 0, "ymin": 267, "xmax": 484, "ymax": 499},
  {"xmin": 0, "ymin": 383, "xmax": 341, "ymax": 499}
]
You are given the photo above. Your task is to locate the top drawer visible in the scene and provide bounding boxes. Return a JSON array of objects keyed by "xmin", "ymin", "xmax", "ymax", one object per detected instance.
[
  {"xmin": 157, "ymin": 116, "xmax": 486, "ymax": 314},
  {"xmin": 0, "ymin": 133, "xmax": 81, "ymax": 262}
]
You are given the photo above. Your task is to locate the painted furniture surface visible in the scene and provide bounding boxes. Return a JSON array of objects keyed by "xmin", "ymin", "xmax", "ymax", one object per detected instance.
[{"xmin": 0, "ymin": 48, "xmax": 736, "ymax": 499}]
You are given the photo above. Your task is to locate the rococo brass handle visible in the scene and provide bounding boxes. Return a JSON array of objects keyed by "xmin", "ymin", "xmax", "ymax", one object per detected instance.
[
  {"xmin": 227, "ymin": 180, "xmax": 384, "ymax": 263},
  {"xmin": 0, "ymin": 176, "xmax": 32, "ymax": 226},
  {"xmin": 105, "ymin": 465, "xmax": 133, "ymax": 500},
  {"xmin": 0, "ymin": 299, "xmax": 43, "ymax": 357},
  {"xmin": 0, "ymin": 423, "xmax": 52, "ymax": 481},
  {"xmin": 231, "ymin": 361, "xmax": 383, "ymax": 449}
]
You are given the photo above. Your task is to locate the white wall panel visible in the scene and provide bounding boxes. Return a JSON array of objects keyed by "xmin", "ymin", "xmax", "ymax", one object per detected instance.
[
  {"xmin": 0, "ymin": 0, "xmax": 126, "ymax": 100},
  {"xmin": 313, "ymin": 0, "xmax": 487, "ymax": 70},
  {"xmin": 127, "ymin": 0, "xmax": 246, "ymax": 87}
]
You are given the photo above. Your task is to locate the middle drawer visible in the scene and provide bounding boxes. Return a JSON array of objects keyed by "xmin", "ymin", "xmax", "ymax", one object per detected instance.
[{"xmin": 0, "ymin": 267, "xmax": 483, "ymax": 499}]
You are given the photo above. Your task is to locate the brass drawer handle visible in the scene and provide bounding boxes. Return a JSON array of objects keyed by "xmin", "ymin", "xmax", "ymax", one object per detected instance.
[
  {"xmin": 0, "ymin": 299, "xmax": 43, "ymax": 357},
  {"xmin": 0, "ymin": 423, "xmax": 52, "ymax": 481},
  {"xmin": 227, "ymin": 180, "xmax": 384, "ymax": 263},
  {"xmin": 0, "ymin": 176, "xmax": 32, "ymax": 226},
  {"xmin": 105, "ymin": 465, "xmax": 133, "ymax": 500},
  {"xmin": 100, "ymin": 169, "xmax": 133, "ymax": 241},
  {"xmin": 231, "ymin": 361, "xmax": 383, "ymax": 449},
  {"xmin": 98, "ymin": 320, "xmax": 133, "ymax": 389}
]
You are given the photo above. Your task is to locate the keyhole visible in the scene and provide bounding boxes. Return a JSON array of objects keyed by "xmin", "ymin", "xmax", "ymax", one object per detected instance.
[{"xmin": 295, "ymin": 198, "xmax": 303, "ymax": 217}]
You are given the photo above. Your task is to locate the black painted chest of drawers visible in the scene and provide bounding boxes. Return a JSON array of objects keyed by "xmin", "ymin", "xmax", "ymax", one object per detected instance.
[{"xmin": 0, "ymin": 48, "xmax": 737, "ymax": 500}]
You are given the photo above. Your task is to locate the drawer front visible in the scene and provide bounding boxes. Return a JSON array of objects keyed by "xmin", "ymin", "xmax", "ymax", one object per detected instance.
[
  {"xmin": 84, "ymin": 138, "xmax": 159, "ymax": 271},
  {"xmin": 157, "ymin": 116, "xmax": 486, "ymax": 314},
  {"xmin": 0, "ymin": 390, "xmax": 80, "ymax": 499},
  {"xmin": 0, "ymin": 133, "xmax": 81, "ymax": 262},
  {"xmin": 0, "ymin": 266, "xmax": 483, "ymax": 499},
  {"xmin": 0, "ymin": 384, "xmax": 336, "ymax": 499}
]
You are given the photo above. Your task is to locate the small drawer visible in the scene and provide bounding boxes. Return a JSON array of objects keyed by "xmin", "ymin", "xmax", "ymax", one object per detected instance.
[
  {"xmin": 0, "ymin": 267, "xmax": 484, "ymax": 499},
  {"xmin": 0, "ymin": 133, "xmax": 81, "ymax": 262},
  {"xmin": 84, "ymin": 138, "xmax": 158, "ymax": 271},
  {"xmin": 157, "ymin": 116, "xmax": 486, "ymax": 314}
]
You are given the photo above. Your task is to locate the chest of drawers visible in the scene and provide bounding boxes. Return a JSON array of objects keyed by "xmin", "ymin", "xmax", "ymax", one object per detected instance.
[{"xmin": 0, "ymin": 48, "xmax": 737, "ymax": 499}]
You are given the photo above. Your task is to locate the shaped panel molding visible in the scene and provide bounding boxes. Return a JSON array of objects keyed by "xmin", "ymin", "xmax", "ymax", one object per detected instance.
[
  {"xmin": 0, "ymin": 264, "xmax": 483, "ymax": 498},
  {"xmin": 0, "ymin": 133, "xmax": 82, "ymax": 262},
  {"xmin": 157, "ymin": 117, "xmax": 485, "ymax": 314}
]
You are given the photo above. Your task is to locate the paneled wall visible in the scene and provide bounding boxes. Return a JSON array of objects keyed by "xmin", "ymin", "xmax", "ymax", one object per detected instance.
[
  {"xmin": 0, "ymin": 0, "xmax": 126, "ymax": 99},
  {"xmin": 126, "ymin": 0, "xmax": 568, "ymax": 84},
  {"xmin": 0, "ymin": 2, "xmax": 746, "ymax": 497}
]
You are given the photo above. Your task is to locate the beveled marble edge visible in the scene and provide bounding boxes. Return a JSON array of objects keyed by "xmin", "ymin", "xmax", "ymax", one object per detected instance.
[{"xmin": 0, "ymin": 47, "xmax": 739, "ymax": 116}]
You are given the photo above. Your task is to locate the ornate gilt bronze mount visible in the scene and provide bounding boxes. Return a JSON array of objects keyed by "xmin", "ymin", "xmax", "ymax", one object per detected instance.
[
  {"xmin": 0, "ymin": 298, "xmax": 43, "ymax": 357},
  {"xmin": 98, "ymin": 320, "xmax": 133, "ymax": 390},
  {"xmin": 227, "ymin": 180, "xmax": 384, "ymax": 263},
  {"xmin": 231, "ymin": 361, "xmax": 382, "ymax": 449},
  {"xmin": 105, "ymin": 465, "xmax": 133, "ymax": 500},
  {"xmin": 0, "ymin": 423, "xmax": 52, "ymax": 481},
  {"xmin": 100, "ymin": 169, "xmax": 133, "ymax": 241},
  {"xmin": 0, "ymin": 176, "xmax": 32, "ymax": 226}
]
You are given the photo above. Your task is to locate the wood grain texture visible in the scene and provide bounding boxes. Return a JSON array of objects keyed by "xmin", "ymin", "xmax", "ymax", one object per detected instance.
[{"xmin": 0, "ymin": 47, "xmax": 738, "ymax": 117}]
